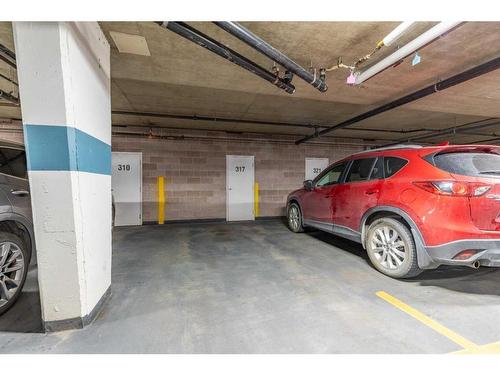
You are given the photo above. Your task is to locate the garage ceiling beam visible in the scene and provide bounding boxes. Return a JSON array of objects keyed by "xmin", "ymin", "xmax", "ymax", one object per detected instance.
[{"xmin": 295, "ymin": 56, "xmax": 500, "ymax": 145}]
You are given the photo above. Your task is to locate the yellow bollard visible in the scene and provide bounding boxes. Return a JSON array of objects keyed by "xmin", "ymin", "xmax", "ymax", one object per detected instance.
[
  {"xmin": 254, "ymin": 182, "xmax": 259, "ymax": 218},
  {"xmin": 157, "ymin": 176, "xmax": 165, "ymax": 224}
]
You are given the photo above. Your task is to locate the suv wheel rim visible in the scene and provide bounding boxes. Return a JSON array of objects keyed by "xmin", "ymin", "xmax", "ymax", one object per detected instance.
[
  {"xmin": 288, "ymin": 206, "xmax": 300, "ymax": 231},
  {"xmin": 0, "ymin": 242, "xmax": 24, "ymax": 308},
  {"xmin": 369, "ymin": 226, "xmax": 406, "ymax": 270}
]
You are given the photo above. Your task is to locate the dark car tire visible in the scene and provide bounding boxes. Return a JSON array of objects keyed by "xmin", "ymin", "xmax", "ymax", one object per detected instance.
[
  {"xmin": 0, "ymin": 231, "xmax": 29, "ymax": 316},
  {"xmin": 365, "ymin": 218, "xmax": 422, "ymax": 279},
  {"xmin": 287, "ymin": 202, "xmax": 305, "ymax": 233}
]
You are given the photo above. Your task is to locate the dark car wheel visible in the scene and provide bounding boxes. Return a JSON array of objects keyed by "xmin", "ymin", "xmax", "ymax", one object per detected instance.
[
  {"xmin": 365, "ymin": 218, "xmax": 422, "ymax": 279},
  {"xmin": 287, "ymin": 203, "xmax": 304, "ymax": 233},
  {"xmin": 0, "ymin": 231, "xmax": 29, "ymax": 316}
]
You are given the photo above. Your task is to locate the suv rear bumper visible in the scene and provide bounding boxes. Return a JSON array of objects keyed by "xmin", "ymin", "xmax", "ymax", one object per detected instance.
[{"xmin": 425, "ymin": 239, "xmax": 500, "ymax": 267}]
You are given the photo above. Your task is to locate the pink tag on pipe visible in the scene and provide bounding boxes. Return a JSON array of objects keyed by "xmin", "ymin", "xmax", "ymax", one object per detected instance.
[{"xmin": 347, "ymin": 72, "xmax": 356, "ymax": 85}]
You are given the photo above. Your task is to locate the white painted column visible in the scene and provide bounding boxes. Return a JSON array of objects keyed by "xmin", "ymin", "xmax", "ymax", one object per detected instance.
[{"xmin": 13, "ymin": 22, "xmax": 112, "ymax": 331}]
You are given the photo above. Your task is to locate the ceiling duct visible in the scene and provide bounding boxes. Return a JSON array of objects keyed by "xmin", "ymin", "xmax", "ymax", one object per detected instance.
[
  {"xmin": 295, "ymin": 56, "xmax": 500, "ymax": 145},
  {"xmin": 213, "ymin": 21, "xmax": 328, "ymax": 92},
  {"xmin": 156, "ymin": 22, "xmax": 295, "ymax": 94}
]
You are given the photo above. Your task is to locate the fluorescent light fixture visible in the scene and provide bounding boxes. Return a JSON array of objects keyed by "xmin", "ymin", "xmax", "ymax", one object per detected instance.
[
  {"xmin": 109, "ymin": 31, "xmax": 151, "ymax": 56},
  {"xmin": 355, "ymin": 21, "xmax": 461, "ymax": 85},
  {"xmin": 382, "ymin": 21, "xmax": 415, "ymax": 46}
]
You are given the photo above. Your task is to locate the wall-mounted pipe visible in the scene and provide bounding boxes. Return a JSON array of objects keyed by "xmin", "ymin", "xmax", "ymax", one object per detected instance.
[
  {"xmin": 354, "ymin": 21, "xmax": 462, "ymax": 85},
  {"xmin": 156, "ymin": 22, "xmax": 295, "ymax": 94},
  {"xmin": 296, "ymin": 56, "xmax": 500, "ymax": 145},
  {"xmin": 214, "ymin": 21, "xmax": 328, "ymax": 92}
]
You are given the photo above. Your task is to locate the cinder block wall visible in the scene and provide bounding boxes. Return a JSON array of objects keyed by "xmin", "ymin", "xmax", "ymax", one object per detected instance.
[{"xmin": 112, "ymin": 129, "xmax": 364, "ymax": 222}]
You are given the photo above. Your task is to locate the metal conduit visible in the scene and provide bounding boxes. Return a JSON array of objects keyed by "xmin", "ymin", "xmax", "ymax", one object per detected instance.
[
  {"xmin": 214, "ymin": 21, "xmax": 328, "ymax": 92},
  {"xmin": 156, "ymin": 22, "xmax": 296, "ymax": 94},
  {"xmin": 295, "ymin": 56, "xmax": 500, "ymax": 145}
]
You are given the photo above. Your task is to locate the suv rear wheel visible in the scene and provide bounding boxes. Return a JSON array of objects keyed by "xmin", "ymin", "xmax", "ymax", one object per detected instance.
[
  {"xmin": 365, "ymin": 218, "xmax": 421, "ymax": 278},
  {"xmin": 0, "ymin": 231, "xmax": 29, "ymax": 315}
]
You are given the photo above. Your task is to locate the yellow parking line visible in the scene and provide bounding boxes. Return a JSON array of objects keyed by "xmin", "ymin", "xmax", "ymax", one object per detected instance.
[
  {"xmin": 376, "ymin": 291, "xmax": 479, "ymax": 350},
  {"xmin": 453, "ymin": 341, "xmax": 500, "ymax": 354}
]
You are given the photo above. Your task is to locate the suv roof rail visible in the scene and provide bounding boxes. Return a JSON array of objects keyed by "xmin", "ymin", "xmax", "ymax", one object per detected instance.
[{"xmin": 355, "ymin": 144, "xmax": 423, "ymax": 155}]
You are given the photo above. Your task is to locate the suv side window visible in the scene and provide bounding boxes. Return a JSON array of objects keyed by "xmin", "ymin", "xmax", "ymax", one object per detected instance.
[
  {"xmin": 0, "ymin": 147, "xmax": 27, "ymax": 179},
  {"xmin": 315, "ymin": 163, "xmax": 347, "ymax": 187},
  {"xmin": 384, "ymin": 157, "xmax": 408, "ymax": 178},
  {"xmin": 345, "ymin": 158, "xmax": 377, "ymax": 182}
]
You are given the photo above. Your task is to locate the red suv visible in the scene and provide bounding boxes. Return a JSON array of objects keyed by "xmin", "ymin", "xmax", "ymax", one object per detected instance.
[{"xmin": 286, "ymin": 144, "xmax": 500, "ymax": 278}]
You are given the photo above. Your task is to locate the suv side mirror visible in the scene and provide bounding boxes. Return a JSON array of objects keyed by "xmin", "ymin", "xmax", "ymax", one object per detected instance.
[{"xmin": 303, "ymin": 180, "xmax": 314, "ymax": 191}]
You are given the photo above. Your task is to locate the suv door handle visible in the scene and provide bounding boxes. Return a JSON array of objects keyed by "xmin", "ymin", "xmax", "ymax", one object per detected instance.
[
  {"xmin": 11, "ymin": 189, "xmax": 29, "ymax": 197},
  {"xmin": 365, "ymin": 189, "xmax": 379, "ymax": 195}
]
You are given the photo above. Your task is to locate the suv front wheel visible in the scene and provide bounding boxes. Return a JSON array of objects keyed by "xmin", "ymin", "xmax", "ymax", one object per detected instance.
[
  {"xmin": 365, "ymin": 218, "xmax": 421, "ymax": 278},
  {"xmin": 287, "ymin": 203, "xmax": 304, "ymax": 233}
]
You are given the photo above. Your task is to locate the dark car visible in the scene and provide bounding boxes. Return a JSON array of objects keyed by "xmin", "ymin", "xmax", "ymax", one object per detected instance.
[
  {"xmin": 286, "ymin": 144, "xmax": 500, "ymax": 279},
  {"xmin": 0, "ymin": 140, "xmax": 34, "ymax": 316}
]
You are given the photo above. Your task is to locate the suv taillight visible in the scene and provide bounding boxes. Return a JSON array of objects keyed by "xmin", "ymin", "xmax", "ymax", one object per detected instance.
[{"xmin": 413, "ymin": 181, "xmax": 492, "ymax": 197}]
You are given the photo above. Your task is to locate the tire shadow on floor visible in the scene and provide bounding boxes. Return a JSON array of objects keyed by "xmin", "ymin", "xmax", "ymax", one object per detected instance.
[
  {"xmin": 0, "ymin": 266, "xmax": 43, "ymax": 333},
  {"xmin": 301, "ymin": 226, "xmax": 500, "ymax": 297}
]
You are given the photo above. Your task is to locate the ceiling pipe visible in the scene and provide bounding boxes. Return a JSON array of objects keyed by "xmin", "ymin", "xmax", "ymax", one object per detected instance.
[
  {"xmin": 470, "ymin": 136, "xmax": 500, "ymax": 144},
  {"xmin": 0, "ymin": 43, "xmax": 16, "ymax": 69},
  {"xmin": 113, "ymin": 110, "xmax": 500, "ymax": 139},
  {"xmin": 156, "ymin": 22, "xmax": 295, "ymax": 94},
  {"xmin": 213, "ymin": 21, "xmax": 328, "ymax": 92},
  {"xmin": 111, "ymin": 110, "xmax": 438, "ymax": 134},
  {"xmin": 296, "ymin": 56, "xmax": 500, "ymax": 145},
  {"xmin": 0, "ymin": 88, "xmax": 19, "ymax": 105},
  {"xmin": 354, "ymin": 21, "xmax": 462, "ymax": 85},
  {"xmin": 387, "ymin": 119, "xmax": 500, "ymax": 145},
  {"xmin": 112, "ymin": 128, "xmax": 379, "ymax": 147}
]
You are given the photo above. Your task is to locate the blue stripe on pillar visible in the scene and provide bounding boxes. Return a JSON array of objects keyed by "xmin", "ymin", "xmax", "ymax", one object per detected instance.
[{"xmin": 24, "ymin": 124, "xmax": 111, "ymax": 175}]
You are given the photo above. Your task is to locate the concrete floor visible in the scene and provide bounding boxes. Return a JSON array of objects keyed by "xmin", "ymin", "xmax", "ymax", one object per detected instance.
[{"xmin": 1, "ymin": 219, "xmax": 500, "ymax": 353}]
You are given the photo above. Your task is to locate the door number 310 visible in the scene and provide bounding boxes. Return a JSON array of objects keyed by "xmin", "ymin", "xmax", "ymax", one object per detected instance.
[{"xmin": 117, "ymin": 164, "xmax": 131, "ymax": 171}]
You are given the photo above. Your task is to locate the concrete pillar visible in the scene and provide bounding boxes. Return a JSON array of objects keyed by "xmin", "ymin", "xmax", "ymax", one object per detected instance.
[{"xmin": 13, "ymin": 22, "xmax": 112, "ymax": 331}]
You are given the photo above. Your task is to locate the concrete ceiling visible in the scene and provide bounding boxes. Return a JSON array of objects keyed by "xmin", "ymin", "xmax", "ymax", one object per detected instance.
[{"xmin": 1, "ymin": 21, "xmax": 500, "ymax": 145}]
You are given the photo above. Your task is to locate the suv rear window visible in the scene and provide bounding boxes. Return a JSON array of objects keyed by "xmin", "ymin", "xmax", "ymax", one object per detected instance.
[
  {"xmin": 432, "ymin": 152, "xmax": 500, "ymax": 177},
  {"xmin": 385, "ymin": 157, "xmax": 408, "ymax": 178}
]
